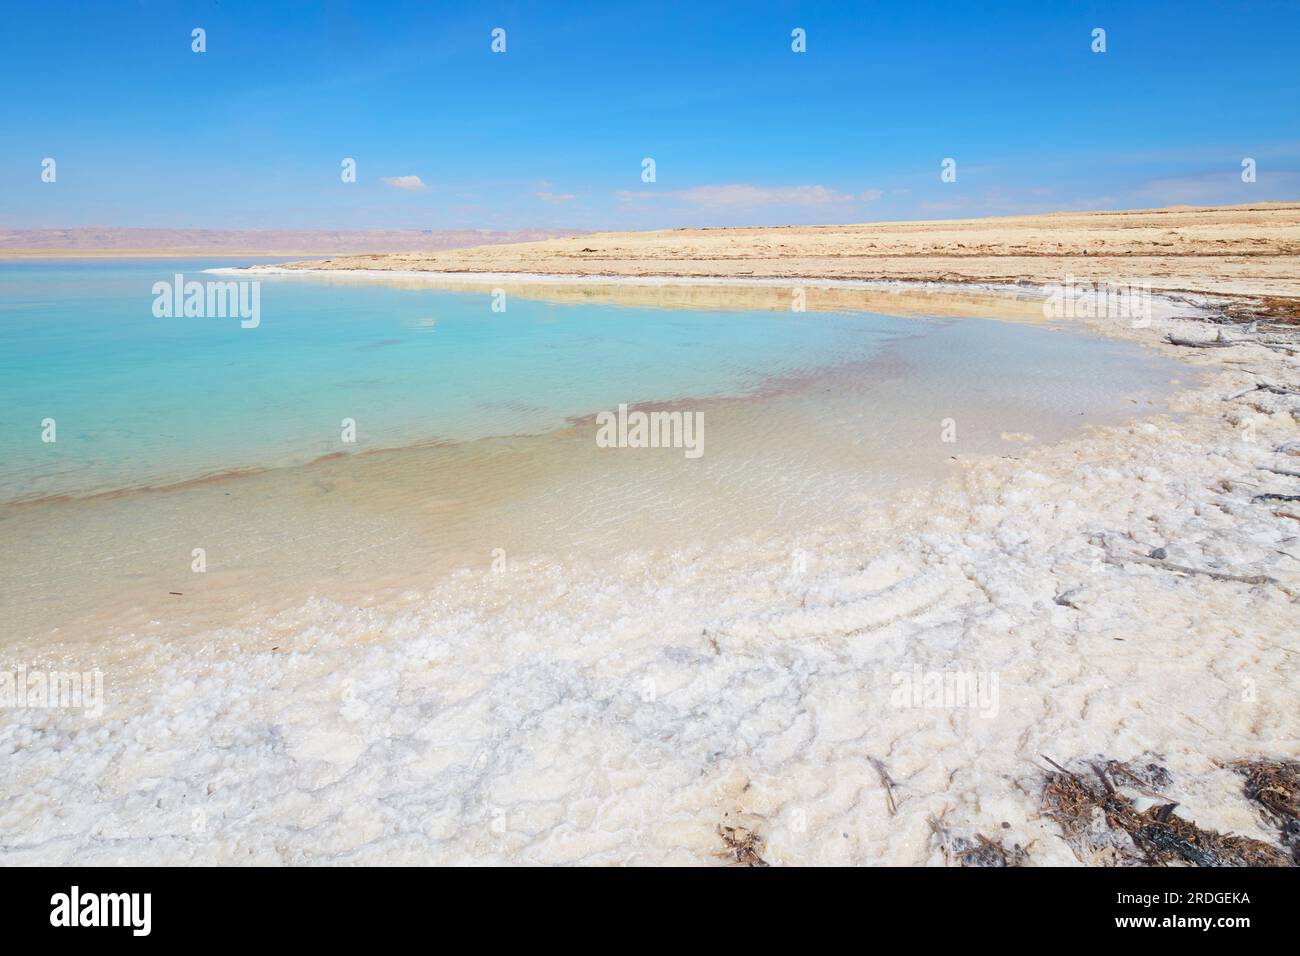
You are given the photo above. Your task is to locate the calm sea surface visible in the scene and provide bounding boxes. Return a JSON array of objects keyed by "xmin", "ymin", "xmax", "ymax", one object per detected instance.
[{"xmin": 3, "ymin": 259, "xmax": 934, "ymax": 501}]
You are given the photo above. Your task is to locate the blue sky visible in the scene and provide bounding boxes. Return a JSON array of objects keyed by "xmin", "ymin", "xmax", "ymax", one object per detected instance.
[{"xmin": 2, "ymin": 0, "xmax": 1298, "ymax": 231}]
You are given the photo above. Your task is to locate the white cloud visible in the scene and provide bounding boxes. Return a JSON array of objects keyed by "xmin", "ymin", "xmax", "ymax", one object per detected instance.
[
  {"xmin": 617, "ymin": 183, "xmax": 863, "ymax": 208},
  {"xmin": 381, "ymin": 175, "xmax": 428, "ymax": 192},
  {"xmin": 535, "ymin": 181, "xmax": 576, "ymax": 203}
]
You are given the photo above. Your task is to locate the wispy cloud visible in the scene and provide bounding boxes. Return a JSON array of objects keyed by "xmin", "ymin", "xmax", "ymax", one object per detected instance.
[
  {"xmin": 381, "ymin": 175, "xmax": 428, "ymax": 192},
  {"xmin": 915, "ymin": 187, "xmax": 1120, "ymax": 218},
  {"xmin": 617, "ymin": 183, "xmax": 865, "ymax": 208},
  {"xmin": 535, "ymin": 181, "xmax": 576, "ymax": 203},
  {"xmin": 1133, "ymin": 169, "xmax": 1299, "ymax": 205}
]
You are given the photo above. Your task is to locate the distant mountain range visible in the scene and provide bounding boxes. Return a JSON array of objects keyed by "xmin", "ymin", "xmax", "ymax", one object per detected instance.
[{"xmin": 0, "ymin": 227, "xmax": 584, "ymax": 255}]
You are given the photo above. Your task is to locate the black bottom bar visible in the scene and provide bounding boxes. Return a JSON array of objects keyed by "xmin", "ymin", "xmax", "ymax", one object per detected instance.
[{"xmin": 0, "ymin": 864, "xmax": 1285, "ymax": 941}]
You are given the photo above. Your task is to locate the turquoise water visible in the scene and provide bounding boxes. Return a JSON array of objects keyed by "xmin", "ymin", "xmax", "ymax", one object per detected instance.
[{"xmin": 0, "ymin": 259, "xmax": 925, "ymax": 501}]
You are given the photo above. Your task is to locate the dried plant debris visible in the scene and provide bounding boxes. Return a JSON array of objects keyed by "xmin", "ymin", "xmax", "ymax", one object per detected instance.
[
  {"xmin": 715, "ymin": 824, "xmax": 769, "ymax": 867},
  {"xmin": 1219, "ymin": 295, "xmax": 1300, "ymax": 329},
  {"xmin": 868, "ymin": 756, "xmax": 898, "ymax": 817},
  {"xmin": 1103, "ymin": 758, "xmax": 1172, "ymax": 793},
  {"xmin": 956, "ymin": 833, "xmax": 1031, "ymax": 868},
  {"xmin": 1041, "ymin": 756, "xmax": 1292, "ymax": 867},
  {"xmin": 929, "ymin": 814, "xmax": 1031, "ymax": 867},
  {"xmin": 1233, "ymin": 759, "xmax": 1300, "ymax": 863}
]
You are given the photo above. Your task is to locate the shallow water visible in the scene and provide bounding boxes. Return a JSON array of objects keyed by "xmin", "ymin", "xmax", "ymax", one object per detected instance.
[
  {"xmin": 0, "ymin": 262, "xmax": 1186, "ymax": 648},
  {"xmin": 2, "ymin": 259, "xmax": 926, "ymax": 501}
]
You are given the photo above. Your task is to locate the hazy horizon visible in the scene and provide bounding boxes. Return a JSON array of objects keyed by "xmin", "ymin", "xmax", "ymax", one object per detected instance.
[
  {"xmin": 4, "ymin": 199, "xmax": 1299, "ymax": 253},
  {"xmin": 0, "ymin": 224, "xmax": 584, "ymax": 253}
]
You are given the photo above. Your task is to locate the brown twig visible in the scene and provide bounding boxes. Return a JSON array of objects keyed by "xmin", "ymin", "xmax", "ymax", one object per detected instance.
[
  {"xmin": 869, "ymin": 757, "xmax": 898, "ymax": 817},
  {"xmin": 1103, "ymin": 550, "xmax": 1275, "ymax": 585}
]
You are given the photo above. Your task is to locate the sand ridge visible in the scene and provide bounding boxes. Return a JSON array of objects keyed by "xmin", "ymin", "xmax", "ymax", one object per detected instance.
[{"xmin": 276, "ymin": 203, "xmax": 1300, "ymax": 299}]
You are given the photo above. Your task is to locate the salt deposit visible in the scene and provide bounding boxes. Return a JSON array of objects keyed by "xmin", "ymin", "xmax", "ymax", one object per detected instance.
[{"xmin": 1, "ymin": 288, "xmax": 1295, "ymax": 865}]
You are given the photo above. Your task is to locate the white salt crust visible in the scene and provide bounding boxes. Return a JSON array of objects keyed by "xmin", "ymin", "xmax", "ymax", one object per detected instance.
[{"xmin": 2, "ymin": 288, "xmax": 1296, "ymax": 865}]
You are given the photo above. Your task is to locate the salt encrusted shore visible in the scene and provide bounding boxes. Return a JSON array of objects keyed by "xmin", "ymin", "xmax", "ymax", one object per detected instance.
[{"xmin": 5, "ymin": 229, "xmax": 1298, "ymax": 865}]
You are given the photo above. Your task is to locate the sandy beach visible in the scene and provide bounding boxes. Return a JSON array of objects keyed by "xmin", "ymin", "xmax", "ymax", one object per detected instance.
[
  {"xmin": 3, "ymin": 204, "xmax": 1296, "ymax": 866},
  {"xmin": 274, "ymin": 203, "xmax": 1300, "ymax": 299}
]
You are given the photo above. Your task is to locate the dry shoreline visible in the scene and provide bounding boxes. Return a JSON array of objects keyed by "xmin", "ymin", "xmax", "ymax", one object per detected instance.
[{"xmin": 268, "ymin": 203, "xmax": 1300, "ymax": 299}]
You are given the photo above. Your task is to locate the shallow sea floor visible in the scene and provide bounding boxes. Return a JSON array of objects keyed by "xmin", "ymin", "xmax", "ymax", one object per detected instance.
[{"xmin": 1, "ymin": 262, "xmax": 1180, "ymax": 643}]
